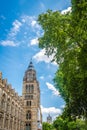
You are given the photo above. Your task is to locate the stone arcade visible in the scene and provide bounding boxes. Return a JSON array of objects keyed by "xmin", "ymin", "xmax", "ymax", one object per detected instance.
[{"xmin": 0, "ymin": 61, "xmax": 42, "ymax": 130}]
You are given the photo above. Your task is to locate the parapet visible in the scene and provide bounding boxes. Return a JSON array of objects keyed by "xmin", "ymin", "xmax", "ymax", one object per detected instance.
[
  {"xmin": 2, "ymin": 79, "xmax": 7, "ymax": 86},
  {"xmin": 0, "ymin": 72, "xmax": 22, "ymax": 102},
  {"xmin": 0, "ymin": 72, "xmax": 2, "ymax": 80},
  {"xmin": 7, "ymin": 84, "xmax": 12, "ymax": 90}
]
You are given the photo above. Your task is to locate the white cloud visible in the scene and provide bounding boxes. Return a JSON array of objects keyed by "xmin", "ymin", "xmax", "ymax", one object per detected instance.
[
  {"xmin": 46, "ymin": 82, "xmax": 60, "ymax": 96},
  {"xmin": 41, "ymin": 105, "xmax": 61, "ymax": 114},
  {"xmin": 40, "ymin": 76, "xmax": 44, "ymax": 80},
  {"xmin": 21, "ymin": 15, "xmax": 35, "ymax": 24},
  {"xmin": 21, "ymin": 18, "xmax": 26, "ymax": 23},
  {"xmin": 61, "ymin": 7, "xmax": 72, "ymax": 14},
  {"xmin": 30, "ymin": 38, "xmax": 39, "ymax": 45},
  {"xmin": 21, "ymin": 15, "xmax": 42, "ymax": 38},
  {"xmin": 41, "ymin": 105, "xmax": 62, "ymax": 121},
  {"xmin": 33, "ymin": 49, "xmax": 50, "ymax": 63},
  {"xmin": 0, "ymin": 40, "xmax": 17, "ymax": 47},
  {"xmin": 9, "ymin": 20, "xmax": 22, "ymax": 37},
  {"xmin": 33, "ymin": 49, "xmax": 57, "ymax": 65},
  {"xmin": 0, "ymin": 20, "xmax": 22, "ymax": 47},
  {"xmin": 21, "ymin": 15, "xmax": 40, "ymax": 29},
  {"xmin": 31, "ymin": 20, "xmax": 37, "ymax": 27},
  {"xmin": 0, "ymin": 15, "xmax": 42, "ymax": 47}
]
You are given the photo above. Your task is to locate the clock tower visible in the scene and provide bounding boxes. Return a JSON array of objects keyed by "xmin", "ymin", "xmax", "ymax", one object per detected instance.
[{"xmin": 22, "ymin": 61, "xmax": 42, "ymax": 130}]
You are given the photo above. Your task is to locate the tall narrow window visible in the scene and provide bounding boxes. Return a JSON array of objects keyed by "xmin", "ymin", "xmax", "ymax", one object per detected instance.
[
  {"xmin": 33, "ymin": 74, "xmax": 36, "ymax": 80},
  {"xmin": 30, "ymin": 84, "xmax": 34, "ymax": 93},
  {"xmin": 1, "ymin": 94, "xmax": 6, "ymax": 109},
  {"xmin": 7, "ymin": 98, "xmax": 10, "ymax": 112},
  {"xmin": 26, "ymin": 101, "xmax": 31, "ymax": 106},
  {"xmin": 26, "ymin": 85, "xmax": 28, "ymax": 93},
  {"xmin": 26, "ymin": 123, "xmax": 31, "ymax": 130},
  {"xmin": 29, "ymin": 85, "xmax": 30, "ymax": 93},
  {"xmin": 26, "ymin": 111, "xmax": 31, "ymax": 120}
]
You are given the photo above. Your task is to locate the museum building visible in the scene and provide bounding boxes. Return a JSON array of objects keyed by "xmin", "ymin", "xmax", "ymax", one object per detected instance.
[{"xmin": 0, "ymin": 61, "xmax": 42, "ymax": 130}]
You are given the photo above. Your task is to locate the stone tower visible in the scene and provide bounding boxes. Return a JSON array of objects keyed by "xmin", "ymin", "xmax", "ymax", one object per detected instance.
[
  {"xmin": 22, "ymin": 61, "xmax": 42, "ymax": 130},
  {"xmin": 47, "ymin": 114, "xmax": 52, "ymax": 124}
]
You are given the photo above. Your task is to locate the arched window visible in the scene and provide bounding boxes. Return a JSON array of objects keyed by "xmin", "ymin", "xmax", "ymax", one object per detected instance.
[
  {"xmin": 26, "ymin": 85, "xmax": 34, "ymax": 93},
  {"xmin": 33, "ymin": 74, "xmax": 36, "ymax": 80},
  {"xmin": 26, "ymin": 111, "xmax": 31, "ymax": 120},
  {"xmin": 1, "ymin": 93, "xmax": 6, "ymax": 109},
  {"xmin": 29, "ymin": 85, "xmax": 30, "ymax": 93},
  {"xmin": 26, "ymin": 85, "xmax": 28, "ymax": 92},
  {"xmin": 26, "ymin": 123, "xmax": 31, "ymax": 130},
  {"xmin": 27, "ymin": 73, "xmax": 33, "ymax": 81},
  {"xmin": 26, "ymin": 101, "xmax": 31, "ymax": 106},
  {"xmin": 11, "ymin": 102, "xmax": 15, "ymax": 115},
  {"xmin": 7, "ymin": 98, "xmax": 10, "ymax": 112},
  {"xmin": 31, "ymin": 84, "xmax": 34, "ymax": 93}
]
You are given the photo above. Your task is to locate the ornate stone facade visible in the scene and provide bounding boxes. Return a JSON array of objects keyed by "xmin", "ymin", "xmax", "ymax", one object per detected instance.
[
  {"xmin": 0, "ymin": 72, "xmax": 25, "ymax": 130},
  {"xmin": 23, "ymin": 61, "xmax": 42, "ymax": 130},
  {"xmin": 0, "ymin": 61, "xmax": 42, "ymax": 130}
]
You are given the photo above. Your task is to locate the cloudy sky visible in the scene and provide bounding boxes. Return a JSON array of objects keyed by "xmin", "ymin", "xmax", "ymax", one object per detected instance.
[{"xmin": 0, "ymin": 0, "xmax": 71, "ymax": 121}]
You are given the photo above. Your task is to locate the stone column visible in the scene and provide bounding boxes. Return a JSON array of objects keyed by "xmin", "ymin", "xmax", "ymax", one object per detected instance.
[
  {"xmin": 19, "ymin": 120, "xmax": 21, "ymax": 130},
  {"xmin": 14, "ymin": 119, "xmax": 17, "ymax": 130},
  {"xmin": 0, "ymin": 114, "xmax": 3, "ymax": 129},
  {"xmin": 8, "ymin": 100, "xmax": 11, "ymax": 130},
  {"xmin": 2, "ymin": 112, "xmax": 6, "ymax": 129},
  {"xmin": 8, "ymin": 115, "xmax": 11, "ymax": 130},
  {"xmin": 12, "ymin": 117, "xmax": 15, "ymax": 130},
  {"xmin": 2, "ymin": 94, "xmax": 7, "ymax": 129},
  {"xmin": 0, "ymin": 88, "xmax": 2, "ymax": 107}
]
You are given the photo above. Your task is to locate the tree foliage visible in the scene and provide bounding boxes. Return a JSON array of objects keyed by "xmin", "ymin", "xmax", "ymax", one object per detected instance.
[
  {"xmin": 42, "ymin": 122, "xmax": 54, "ymax": 130},
  {"xmin": 53, "ymin": 116, "xmax": 86, "ymax": 130},
  {"xmin": 38, "ymin": 0, "xmax": 87, "ymax": 120}
]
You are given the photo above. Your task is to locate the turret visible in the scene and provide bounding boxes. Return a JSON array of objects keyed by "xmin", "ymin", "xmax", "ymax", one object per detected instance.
[{"xmin": 23, "ymin": 61, "xmax": 36, "ymax": 82}]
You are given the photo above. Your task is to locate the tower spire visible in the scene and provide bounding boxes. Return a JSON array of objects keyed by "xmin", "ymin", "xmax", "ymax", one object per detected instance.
[{"xmin": 28, "ymin": 59, "xmax": 34, "ymax": 70}]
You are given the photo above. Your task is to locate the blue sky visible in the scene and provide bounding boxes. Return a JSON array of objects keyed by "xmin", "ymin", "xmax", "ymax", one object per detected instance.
[{"xmin": 0, "ymin": 0, "xmax": 71, "ymax": 121}]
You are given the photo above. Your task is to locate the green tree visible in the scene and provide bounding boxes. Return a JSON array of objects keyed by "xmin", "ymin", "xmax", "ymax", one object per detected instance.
[
  {"xmin": 38, "ymin": 0, "xmax": 87, "ymax": 121},
  {"xmin": 53, "ymin": 116, "xmax": 68, "ymax": 130},
  {"xmin": 53, "ymin": 116, "xmax": 86, "ymax": 130},
  {"xmin": 42, "ymin": 122, "xmax": 54, "ymax": 130}
]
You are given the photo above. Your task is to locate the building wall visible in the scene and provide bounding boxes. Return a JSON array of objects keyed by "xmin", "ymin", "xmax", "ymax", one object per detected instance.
[
  {"xmin": 0, "ymin": 72, "xmax": 25, "ymax": 130},
  {"xmin": 22, "ymin": 61, "xmax": 42, "ymax": 130},
  {"xmin": 0, "ymin": 61, "xmax": 42, "ymax": 130}
]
